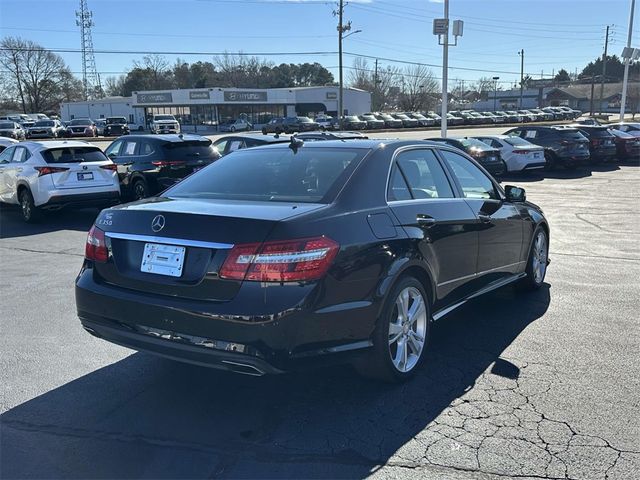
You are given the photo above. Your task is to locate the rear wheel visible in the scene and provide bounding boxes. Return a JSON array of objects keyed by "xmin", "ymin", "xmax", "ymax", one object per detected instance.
[
  {"xmin": 354, "ymin": 276, "xmax": 430, "ymax": 382},
  {"xmin": 521, "ymin": 227, "xmax": 548, "ymax": 290},
  {"xmin": 230, "ymin": 126, "xmax": 236, "ymax": 132},
  {"xmin": 132, "ymin": 178, "xmax": 148, "ymax": 200},
  {"xmin": 19, "ymin": 189, "xmax": 42, "ymax": 223}
]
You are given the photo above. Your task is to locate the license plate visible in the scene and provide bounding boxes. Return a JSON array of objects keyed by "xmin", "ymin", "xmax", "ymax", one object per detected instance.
[
  {"xmin": 141, "ymin": 243, "xmax": 186, "ymax": 277},
  {"xmin": 534, "ymin": 153, "xmax": 541, "ymax": 158},
  {"xmin": 77, "ymin": 172, "xmax": 94, "ymax": 181}
]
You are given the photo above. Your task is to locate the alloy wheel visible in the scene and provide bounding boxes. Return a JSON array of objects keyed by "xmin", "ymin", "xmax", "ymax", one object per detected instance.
[
  {"xmin": 388, "ymin": 286, "xmax": 428, "ymax": 373},
  {"xmin": 532, "ymin": 231, "xmax": 548, "ymax": 284}
]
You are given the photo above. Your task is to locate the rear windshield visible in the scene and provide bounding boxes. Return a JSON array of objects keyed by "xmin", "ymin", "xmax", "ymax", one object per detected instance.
[
  {"xmin": 581, "ymin": 128, "xmax": 613, "ymax": 138},
  {"xmin": 504, "ymin": 137, "xmax": 533, "ymax": 147},
  {"xmin": 608, "ymin": 129, "xmax": 633, "ymax": 138},
  {"xmin": 166, "ymin": 147, "xmax": 367, "ymax": 203},
  {"xmin": 162, "ymin": 140, "xmax": 219, "ymax": 160},
  {"xmin": 558, "ymin": 130, "xmax": 588, "ymax": 141},
  {"xmin": 34, "ymin": 120, "xmax": 55, "ymax": 127},
  {"xmin": 70, "ymin": 119, "xmax": 91, "ymax": 126},
  {"xmin": 458, "ymin": 138, "xmax": 492, "ymax": 149},
  {"xmin": 42, "ymin": 147, "xmax": 108, "ymax": 163}
]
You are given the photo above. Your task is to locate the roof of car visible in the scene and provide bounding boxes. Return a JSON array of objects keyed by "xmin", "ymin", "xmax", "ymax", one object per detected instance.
[
  {"xmin": 217, "ymin": 133, "xmax": 292, "ymax": 143},
  {"xmin": 240, "ymin": 138, "xmax": 442, "ymax": 151},
  {"xmin": 21, "ymin": 140, "xmax": 95, "ymax": 151},
  {"xmin": 296, "ymin": 131, "xmax": 367, "ymax": 139},
  {"xmin": 608, "ymin": 122, "xmax": 640, "ymax": 127},
  {"xmin": 124, "ymin": 134, "xmax": 210, "ymax": 143},
  {"xmin": 0, "ymin": 137, "xmax": 19, "ymax": 146}
]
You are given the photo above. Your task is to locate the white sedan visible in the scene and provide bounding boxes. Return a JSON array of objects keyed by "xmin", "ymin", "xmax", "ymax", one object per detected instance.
[
  {"xmin": 473, "ymin": 134, "xmax": 546, "ymax": 172},
  {"xmin": 0, "ymin": 140, "xmax": 120, "ymax": 222},
  {"xmin": 0, "ymin": 137, "xmax": 18, "ymax": 153}
]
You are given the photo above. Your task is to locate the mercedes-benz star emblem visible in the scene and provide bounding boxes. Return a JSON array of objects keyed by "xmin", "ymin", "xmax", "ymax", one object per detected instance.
[{"xmin": 151, "ymin": 214, "xmax": 165, "ymax": 232}]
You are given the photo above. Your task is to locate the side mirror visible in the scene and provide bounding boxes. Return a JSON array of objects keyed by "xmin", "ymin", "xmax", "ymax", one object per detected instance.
[
  {"xmin": 505, "ymin": 185, "xmax": 526, "ymax": 203},
  {"xmin": 107, "ymin": 152, "xmax": 117, "ymax": 159}
]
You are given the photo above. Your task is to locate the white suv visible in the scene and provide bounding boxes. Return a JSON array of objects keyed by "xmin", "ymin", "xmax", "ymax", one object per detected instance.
[
  {"xmin": 0, "ymin": 141, "xmax": 121, "ymax": 222},
  {"xmin": 150, "ymin": 115, "xmax": 180, "ymax": 134}
]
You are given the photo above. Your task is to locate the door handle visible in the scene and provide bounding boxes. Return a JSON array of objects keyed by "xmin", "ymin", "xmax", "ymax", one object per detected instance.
[
  {"xmin": 478, "ymin": 214, "xmax": 492, "ymax": 223},
  {"xmin": 416, "ymin": 215, "xmax": 437, "ymax": 227}
]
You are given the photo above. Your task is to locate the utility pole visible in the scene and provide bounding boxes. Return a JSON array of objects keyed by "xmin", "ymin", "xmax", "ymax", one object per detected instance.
[
  {"xmin": 620, "ymin": 0, "xmax": 635, "ymax": 121},
  {"xmin": 492, "ymin": 76, "xmax": 499, "ymax": 111},
  {"xmin": 590, "ymin": 76, "xmax": 596, "ymax": 115},
  {"xmin": 518, "ymin": 49, "xmax": 524, "ymax": 108},
  {"xmin": 336, "ymin": 0, "xmax": 347, "ymax": 129},
  {"xmin": 374, "ymin": 58, "xmax": 379, "ymax": 111},
  {"xmin": 599, "ymin": 25, "xmax": 612, "ymax": 115}
]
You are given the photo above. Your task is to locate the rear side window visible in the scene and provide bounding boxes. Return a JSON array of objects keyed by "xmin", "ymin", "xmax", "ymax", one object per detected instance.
[
  {"xmin": 41, "ymin": 147, "xmax": 107, "ymax": 163},
  {"xmin": 162, "ymin": 140, "xmax": 218, "ymax": 160},
  {"xmin": 166, "ymin": 147, "xmax": 366, "ymax": 203},
  {"xmin": 393, "ymin": 149, "xmax": 454, "ymax": 199}
]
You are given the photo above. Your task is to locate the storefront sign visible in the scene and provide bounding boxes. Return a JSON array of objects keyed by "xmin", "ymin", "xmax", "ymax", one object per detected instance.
[
  {"xmin": 223, "ymin": 91, "xmax": 267, "ymax": 102},
  {"xmin": 326, "ymin": 92, "xmax": 337, "ymax": 100},
  {"xmin": 189, "ymin": 91, "xmax": 210, "ymax": 100},
  {"xmin": 136, "ymin": 92, "xmax": 173, "ymax": 104}
]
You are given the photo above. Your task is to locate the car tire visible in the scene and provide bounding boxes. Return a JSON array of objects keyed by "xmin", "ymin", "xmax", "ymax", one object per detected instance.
[
  {"xmin": 19, "ymin": 189, "xmax": 42, "ymax": 223},
  {"xmin": 132, "ymin": 178, "xmax": 148, "ymax": 200},
  {"xmin": 230, "ymin": 126, "xmax": 236, "ymax": 132},
  {"xmin": 262, "ymin": 128, "xmax": 268, "ymax": 135},
  {"xmin": 354, "ymin": 275, "xmax": 430, "ymax": 383},
  {"xmin": 275, "ymin": 128, "xmax": 283, "ymax": 135},
  {"xmin": 520, "ymin": 227, "xmax": 548, "ymax": 290}
]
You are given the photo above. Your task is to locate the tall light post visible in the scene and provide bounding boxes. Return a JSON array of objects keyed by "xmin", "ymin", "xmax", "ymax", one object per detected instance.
[
  {"xmin": 492, "ymin": 76, "xmax": 500, "ymax": 111},
  {"xmin": 620, "ymin": 0, "xmax": 636, "ymax": 120},
  {"xmin": 433, "ymin": 0, "xmax": 463, "ymax": 138},
  {"xmin": 518, "ymin": 49, "xmax": 525, "ymax": 108}
]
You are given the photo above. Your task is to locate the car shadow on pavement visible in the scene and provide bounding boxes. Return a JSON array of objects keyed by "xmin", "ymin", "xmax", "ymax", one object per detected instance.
[
  {"xmin": 0, "ymin": 284, "xmax": 551, "ymax": 479},
  {"xmin": 0, "ymin": 206, "xmax": 98, "ymax": 239}
]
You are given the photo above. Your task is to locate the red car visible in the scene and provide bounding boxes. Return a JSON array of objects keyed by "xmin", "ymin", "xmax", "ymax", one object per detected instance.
[{"xmin": 65, "ymin": 118, "xmax": 97, "ymax": 138}]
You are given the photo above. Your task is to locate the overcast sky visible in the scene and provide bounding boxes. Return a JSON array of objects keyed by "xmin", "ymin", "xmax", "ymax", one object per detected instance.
[{"xmin": 0, "ymin": 0, "xmax": 637, "ymax": 89}]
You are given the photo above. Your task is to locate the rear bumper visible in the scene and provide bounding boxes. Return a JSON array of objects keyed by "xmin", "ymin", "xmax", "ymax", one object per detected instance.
[
  {"xmin": 75, "ymin": 265, "xmax": 380, "ymax": 373},
  {"xmin": 40, "ymin": 190, "xmax": 120, "ymax": 209}
]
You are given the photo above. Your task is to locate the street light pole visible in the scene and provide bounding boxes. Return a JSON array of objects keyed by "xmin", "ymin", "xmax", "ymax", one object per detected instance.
[
  {"xmin": 620, "ymin": 0, "xmax": 636, "ymax": 121},
  {"xmin": 338, "ymin": 0, "xmax": 345, "ymax": 129},
  {"xmin": 441, "ymin": 0, "xmax": 449, "ymax": 138},
  {"xmin": 518, "ymin": 49, "xmax": 524, "ymax": 109},
  {"xmin": 492, "ymin": 76, "xmax": 499, "ymax": 111}
]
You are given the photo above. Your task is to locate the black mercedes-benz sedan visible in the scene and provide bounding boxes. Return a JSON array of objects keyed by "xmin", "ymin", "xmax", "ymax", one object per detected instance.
[{"xmin": 76, "ymin": 139, "xmax": 550, "ymax": 382}]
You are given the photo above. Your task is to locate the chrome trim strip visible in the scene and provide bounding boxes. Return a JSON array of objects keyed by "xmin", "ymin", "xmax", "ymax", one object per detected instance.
[
  {"xmin": 105, "ymin": 232, "xmax": 234, "ymax": 250},
  {"xmin": 437, "ymin": 261, "xmax": 526, "ymax": 287},
  {"xmin": 432, "ymin": 272, "xmax": 527, "ymax": 321}
]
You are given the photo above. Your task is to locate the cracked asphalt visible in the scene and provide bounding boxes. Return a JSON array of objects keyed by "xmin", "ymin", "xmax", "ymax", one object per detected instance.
[{"xmin": 0, "ymin": 132, "xmax": 639, "ymax": 479}]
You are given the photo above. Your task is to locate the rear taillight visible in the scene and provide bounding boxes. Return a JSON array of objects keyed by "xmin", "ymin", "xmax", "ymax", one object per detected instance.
[
  {"xmin": 512, "ymin": 149, "xmax": 529, "ymax": 155},
  {"xmin": 100, "ymin": 164, "xmax": 118, "ymax": 172},
  {"xmin": 34, "ymin": 166, "xmax": 69, "ymax": 176},
  {"xmin": 85, "ymin": 225, "xmax": 108, "ymax": 263},
  {"xmin": 591, "ymin": 139, "xmax": 601, "ymax": 146},
  {"xmin": 152, "ymin": 160, "xmax": 186, "ymax": 167},
  {"xmin": 220, "ymin": 237, "xmax": 339, "ymax": 282}
]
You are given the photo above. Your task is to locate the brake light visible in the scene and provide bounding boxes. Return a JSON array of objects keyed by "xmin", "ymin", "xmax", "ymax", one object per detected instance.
[
  {"xmin": 220, "ymin": 237, "xmax": 339, "ymax": 282},
  {"xmin": 34, "ymin": 166, "xmax": 69, "ymax": 176},
  {"xmin": 85, "ymin": 225, "xmax": 108, "ymax": 263},
  {"xmin": 100, "ymin": 164, "xmax": 118, "ymax": 172},
  {"xmin": 512, "ymin": 149, "xmax": 529, "ymax": 155},
  {"xmin": 591, "ymin": 139, "xmax": 601, "ymax": 146},
  {"xmin": 151, "ymin": 160, "xmax": 187, "ymax": 167}
]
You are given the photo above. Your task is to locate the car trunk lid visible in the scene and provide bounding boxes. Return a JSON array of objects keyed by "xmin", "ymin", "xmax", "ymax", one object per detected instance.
[{"xmin": 92, "ymin": 198, "xmax": 324, "ymax": 301}]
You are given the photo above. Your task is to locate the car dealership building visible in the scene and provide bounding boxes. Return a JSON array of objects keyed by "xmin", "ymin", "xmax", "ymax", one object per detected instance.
[{"xmin": 60, "ymin": 86, "xmax": 371, "ymax": 131}]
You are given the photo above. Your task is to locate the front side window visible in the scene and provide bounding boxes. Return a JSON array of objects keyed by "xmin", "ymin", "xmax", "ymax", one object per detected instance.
[
  {"xmin": 105, "ymin": 140, "xmax": 123, "ymax": 158},
  {"xmin": 0, "ymin": 146, "xmax": 15, "ymax": 162},
  {"xmin": 388, "ymin": 149, "xmax": 454, "ymax": 200},
  {"xmin": 441, "ymin": 150, "xmax": 498, "ymax": 200}
]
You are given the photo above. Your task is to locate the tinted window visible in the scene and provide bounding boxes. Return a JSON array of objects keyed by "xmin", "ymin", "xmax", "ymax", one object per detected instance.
[
  {"xmin": 41, "ymin": 147, "xmax": 107, "ymax": 164},
  {"xmin": 441, "ymin": 150, "xmax": 498, "ymax": 200},
  {"xmin": 558, "ymin": 130, "xmax": 588, "ymax": 141},
  {"xmin": 580, "ymin": 128, "xmax": 613, "ymax": 138},
  {"xmin": 504, "ymin": 137, "xmax": 533, "ymax": 147},
  {"xmin": 213, "ymin": 139, "xmax": 228, "ymax": 154},
  {"xmin": 121, "ymin": 140, "xmax": 138, "ymax": 156},
  {"xmin": 162, "ymin": 140, "xmax": 219, "ymax": 160},
  {"xmin": 395, "ymin": 149, "xmax": 454, "ymax": 199},
  {"xmin": 166, "ymin": 147, "xmax": 366, "ymax": 203},
  {"xmin": 0, "ymin": 146, "xmax": 15, "ymax": 162},
  {"xmin": 0, "ymin": 122, "xmax": 14, "ymax": 129},
  {"xmin": 140, "ymin": 141, "xmax": 155, "ymax": 155},
  {"xmin": 387, "ymin": 164, "xmax": 412, "ymax": 201},
  {"xmin": 34, "ymin": 120, "xmax": 54, "ymax": 127},
  {"xmin": 104, "ymin": 140, "xmax": 122, "ymax": 158}
]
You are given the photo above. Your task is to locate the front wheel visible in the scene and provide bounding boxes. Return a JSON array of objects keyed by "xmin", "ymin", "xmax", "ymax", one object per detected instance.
[
  {"xmin": 19, "ymin": 189, "xmax": 42, "ymax": 223},
  {"xmin": 132, "ymin": 179, "xmax": 149, "ymax": 200},
  {"xmin": 521, "ymin": 227, "xmax": 548, "ymax": 290},
  {"xmin": 354, "ymin": 276, "xmax": 430, "ymax": 382}
]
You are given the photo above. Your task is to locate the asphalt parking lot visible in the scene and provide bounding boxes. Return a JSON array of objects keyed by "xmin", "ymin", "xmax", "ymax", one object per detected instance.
[{"xmin": 1, "ymin": 131, "xmax": 639, "ymax": 479}]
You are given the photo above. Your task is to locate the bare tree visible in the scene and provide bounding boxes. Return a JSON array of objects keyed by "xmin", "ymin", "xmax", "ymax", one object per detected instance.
[
  {"xmin": 0, "ymin": 36, "xmax": 82, "ymax": 112},
  {"xmin": 348, "ymin": 57, "xmax": 400, "ymax": 111},
  {"xmin": 398, "ymin": 65, "xmax": 439, "ymax": 112}
]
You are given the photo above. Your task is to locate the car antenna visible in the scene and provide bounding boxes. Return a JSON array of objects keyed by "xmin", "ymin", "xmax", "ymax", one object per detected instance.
[{"xmin": 289, "ymin": 134, "xmax": 304, "ymax": 153}]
